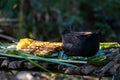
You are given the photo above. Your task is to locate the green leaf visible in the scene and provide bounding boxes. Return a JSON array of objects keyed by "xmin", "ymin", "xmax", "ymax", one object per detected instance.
[
  {"xmin": 7, "ymin": 50, "xmax": 78, "ymax": 68},
  {"xmin": 100, "ymin": 42, "xmax": 120, "ymax": 49},
  {"xmin": 18, "ymin": 52, "xmax": 52, "ymax": 73},
  {"xmin": 87, "ymin": 55, "xmax": 109, "ymax": 66}
]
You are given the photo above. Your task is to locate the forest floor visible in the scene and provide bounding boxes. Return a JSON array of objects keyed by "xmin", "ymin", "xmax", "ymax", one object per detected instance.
[{"xmin": 0, "ymin": 70, "xmax": 112, "ymax": 80}]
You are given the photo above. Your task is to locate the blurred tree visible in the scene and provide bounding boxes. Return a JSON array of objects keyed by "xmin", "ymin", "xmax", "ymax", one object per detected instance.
[{"xmin": 0, "ymin": 0, "xmax": 120, "ymax": 42}]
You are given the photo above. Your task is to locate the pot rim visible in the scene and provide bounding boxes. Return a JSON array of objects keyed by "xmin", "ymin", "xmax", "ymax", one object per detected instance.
[{"xmin": 72, "ymin": 32, "xmax": 92, "ymax": 35}]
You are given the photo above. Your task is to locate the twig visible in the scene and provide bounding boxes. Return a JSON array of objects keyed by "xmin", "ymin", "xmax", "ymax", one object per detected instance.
[
  {"xmin": 80, "ymin": 65, "xmax": 96, "ymax": 74},
  {"xmin": 113, "ymin": 54, "xmax": 120, "ymax": 62},
  {"xmin": 0, "ymin": 34, "xmax": 16, "ymax": 41},
  {"xmin": 98, "ymin": 61, "xmax": 115, "ymax": 76},
  {"xmin": 96, "ymin": 53, "xmax": 120, "ymax": 77},
  {"xmin": 0, "ymin": 18, "xmax": 18, "ymax": 22},
  {"xmin": 109, "ymin": 64, "xmax": 120, "ymax": 75}
]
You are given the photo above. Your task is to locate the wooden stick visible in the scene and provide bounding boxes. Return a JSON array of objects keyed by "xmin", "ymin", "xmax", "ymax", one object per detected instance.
[
  {"xmin": 96, "ymin": 61, "xmax": 115, "ymax": 77},
  {"xmin": 96, "ymin": 53, "xmax": 120, "ymax": 77},
  {"xmin": 109, "ymin": 64, "xmax": 120, "ymax": 75},
  {"xmin": 80, "ymin": 65, "xmax": 96, "ymax": 74},
  {"xmin": 0, "ymin": 18, "xmax": 18, "ymax": 22},
  {"xmin": 0, "ymin": 34, "xmax": 16, "ymax": 41}
]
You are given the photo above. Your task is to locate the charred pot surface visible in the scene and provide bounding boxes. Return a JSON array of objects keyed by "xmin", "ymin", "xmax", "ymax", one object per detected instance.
[{"xmin": 62, "ymin": 31, "xmax": 100, "ymax": 57}]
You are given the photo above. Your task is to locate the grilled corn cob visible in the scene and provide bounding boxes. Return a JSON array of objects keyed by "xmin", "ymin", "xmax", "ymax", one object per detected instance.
[{"xmin": 16, "ymin": 38, "xmax": 63, "ymax": 56}]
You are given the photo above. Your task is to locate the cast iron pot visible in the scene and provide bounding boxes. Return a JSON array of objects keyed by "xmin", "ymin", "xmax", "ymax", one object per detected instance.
[{"xmin": 62, "ymin": 31, "xmax": 100, "ymax": 57}]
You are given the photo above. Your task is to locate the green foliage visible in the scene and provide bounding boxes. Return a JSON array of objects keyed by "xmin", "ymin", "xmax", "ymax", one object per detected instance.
[
  {"xmin": 0, "ymin": 0, "xmax": 19, "ymax": 17},
  {"xmin": 87, "ymin": 55, "xmax": 109, "ymax": 66},
  {"xmin": 100, "ymin": 42, "xmax": 120, "ymax": 49},
  {"xmin": 0, "ymin": 0, "xmax": 120, "ymax": 42},
  {"xmin": 5, "ymin": 50, "xmax": 78, "ymax": 68}
]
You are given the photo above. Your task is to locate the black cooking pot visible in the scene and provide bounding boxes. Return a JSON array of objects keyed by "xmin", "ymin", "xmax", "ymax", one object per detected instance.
[{"xmin": 62, "ymin": 31, "xmax": 100, "ymax": 57}]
